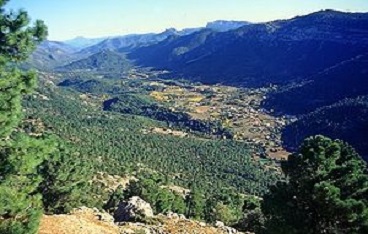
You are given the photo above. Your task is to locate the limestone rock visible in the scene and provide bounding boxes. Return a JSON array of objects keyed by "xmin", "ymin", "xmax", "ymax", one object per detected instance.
[
  {"xmin": 166, "ymin": 211, "xmax": 179, "ymax": 219},
  {"xmin": 199, "ymin": 222, "xmax": 206, "ymax": 227},
  {"xmin": 114, "ymin": 196, "xmax": 154, "ymax": 222},
  {"xmin": 221, "ymin": 225, "xmax": 240, "ymax": 234},
  {"xmin": 215, "ymin": 220, "xmax": 225, "ymax": 228}
]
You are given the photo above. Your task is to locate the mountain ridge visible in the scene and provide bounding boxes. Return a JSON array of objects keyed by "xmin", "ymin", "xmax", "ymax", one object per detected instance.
[{"xmin": 129, "ymin": 10, "xmax": 368, "ymax": 87}]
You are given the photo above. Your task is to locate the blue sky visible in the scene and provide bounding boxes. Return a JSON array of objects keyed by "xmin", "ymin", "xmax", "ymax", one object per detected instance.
[{"xmin": 5, "ymin": 0, "xmax": 368, "ymax": 41}]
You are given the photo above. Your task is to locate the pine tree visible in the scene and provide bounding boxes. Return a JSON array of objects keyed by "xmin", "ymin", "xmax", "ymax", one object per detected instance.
[
  {"xmin": 0, "ymin": 134, "xmax": 57, "ymax": 234},
  {"xmin": 0, "ymin": 0, "xmax": 47, "ymax": 137},
  {"xmin": 262, "ymin": 136, "xmax": 368, "ymax": 234},
  {"xmin": 172, "ymin": 194, "xmax": 186, "ymax": 215},
  {"xmin": 0, "ymin": 0, "xmax": 48, "ymax": 233},
  {"xmin": 37, "ymin": 142, "xmax": 93, "ymax": 214},
  {"xmin": 185, "ymin": 189, "xmax": 204, "ymax": 220}
]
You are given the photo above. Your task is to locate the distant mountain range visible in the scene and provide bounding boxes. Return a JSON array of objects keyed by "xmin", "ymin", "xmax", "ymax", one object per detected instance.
[
  {"xmin": 24, "ymin": 40, "xmax": 79, "ymax": 70},
  {"xmin": 76, "ymin": 29, "xmax": 185, "ymax": 56},
  {"xmin": 206, "ymin": 20, "xmax": 251, "ymax": 31},
  {"xmin": 62, "ymin": 20, "xmax": 251, "ymax": 50},
  {"xmin": 29, "ymin": 20, "xmax": 251, "ymax": 69},
  {"xmin": 130, "ymin": 10, "xmax": 368, "ymax": 87},
  {"xmin": 64, "ymin": 36, "xmax": 107, "ymax": 48}
]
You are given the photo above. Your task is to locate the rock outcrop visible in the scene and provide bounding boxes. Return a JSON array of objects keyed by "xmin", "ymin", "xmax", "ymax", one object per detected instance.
[
  {"xmin": 114, "ymin": 196, "xmax": 154, "ymax": 222},
  {"xmin": 39, "ymin": 205, "xmax": 249, "ymax": 234},
  {"xmin": 118, "ymin": 213, "xmax": 248, "ymax": 234}
]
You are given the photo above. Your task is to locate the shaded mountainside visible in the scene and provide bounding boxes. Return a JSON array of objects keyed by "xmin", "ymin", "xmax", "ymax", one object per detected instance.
[
  {"xmin": 129, "ymin": 29, "xmax": 216, "ymax": 67},
  {"xmin": 263, "ymin": 53, "xmax": 368, "ymax": 115},
  {"xmin": 58, "ymin": 50, "xmax": 132, "ymax": 74},
  {"xmin": 129, "ymin": 10, "xmax": 368, "ymax": 87},
  {"xmin": 282, "ymin": 96, "xmax": 368, "ymax": 160}
]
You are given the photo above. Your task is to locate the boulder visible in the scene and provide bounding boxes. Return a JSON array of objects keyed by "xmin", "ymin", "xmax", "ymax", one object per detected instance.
[
  {"xmin": 221, "ymin": 226, "xmax": 239, "ymax": 234},
  {"xmin": 199, "ymin": 222, "xmax": 206, "ymax": 227},
  {"xmin": 114, "ymin": 196, "xmax": 154, "ymax": 222},
  {"xmin": 166, "ymin": 211, "xmax": 179, "ymax": 219},
  {"xmin": 215, "ymin": 220, "xmax": 225, "ymax": 228}
]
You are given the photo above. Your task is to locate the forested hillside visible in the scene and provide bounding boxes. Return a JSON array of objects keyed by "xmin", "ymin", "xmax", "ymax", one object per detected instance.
[
  {"xmin": 263, "ymin": 54, "xmax": 368, "ymax": 115},
  {"xmin": 26, "ymin": 76, "xmax": 279, "ymax": 197},
  {"xmin": 282, "ymin": 96, "xmax": 368, "ymax": 160},
  {"xmin": 57, "ymin": 50, "xmax": 132, "ymax": 75}
]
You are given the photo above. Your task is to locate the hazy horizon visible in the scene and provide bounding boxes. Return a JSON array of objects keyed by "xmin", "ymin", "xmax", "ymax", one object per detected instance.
[{"xmin": 5, "ymin": 0, "xmax": 368, "ymax": 41}]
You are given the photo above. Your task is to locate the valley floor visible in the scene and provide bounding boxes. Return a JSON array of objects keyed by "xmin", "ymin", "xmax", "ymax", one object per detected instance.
[{"xmin": 123, "ymin": 70, "xmax": 292, "ymax": 160}]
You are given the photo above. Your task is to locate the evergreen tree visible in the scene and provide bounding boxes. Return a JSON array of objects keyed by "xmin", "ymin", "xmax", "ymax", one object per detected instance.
[
  {"xmin": 37, "ymin": 141, "xmax": 93, "ymax": 214},
  {"xmin": 155, "ymin": 189, "xmax": 175, "ymax": 213},
  {"xmin": 0, "ymin": 0, "xmax": 47, "ymax": 137},
  {"xmin": 185, "ymin": 189, "xmax": 205, "ymax": 219},
  {"xmin": 0, "ymin": 0, "xmax": 48, "ymax": 233},
  {"xmin": 237, "ymin": 195, "xmax": 264, "ymax": 233},
  {"xmin": 213, "ymin": 202, "xmax": 234, "ymax": 224},
  {"xmin": 262, "ymin": 136, "xmax": 368, "ymax": 234},
  {"xmin": 0, "ymin": 134, "xmax": 56, "ymax": 233},
  {"xmin": 104, "ymin": 186, "xmax": 125, "ymax": 213},
  {"xmin": 172, "ymin": 194, "xmax": 186, "ymax": 215}
]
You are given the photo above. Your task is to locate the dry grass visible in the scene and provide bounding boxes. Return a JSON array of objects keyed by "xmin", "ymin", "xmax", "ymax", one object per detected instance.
[{"xmin": 39, "ymin": 214, "xmax": 119, "ymax": 234}]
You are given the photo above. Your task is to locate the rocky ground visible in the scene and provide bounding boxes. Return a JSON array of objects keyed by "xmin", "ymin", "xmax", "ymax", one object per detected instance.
[
  {"xmin": 39, "ymin": 207, "xmax": 118, "ymax": 234},
  {"xmin": 39, "ymin": 198, "xmax": 249, "ymax": 234},
  {"xmin": 39, "ymin": 208, "xmax": 248, "ymax": 234}
]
